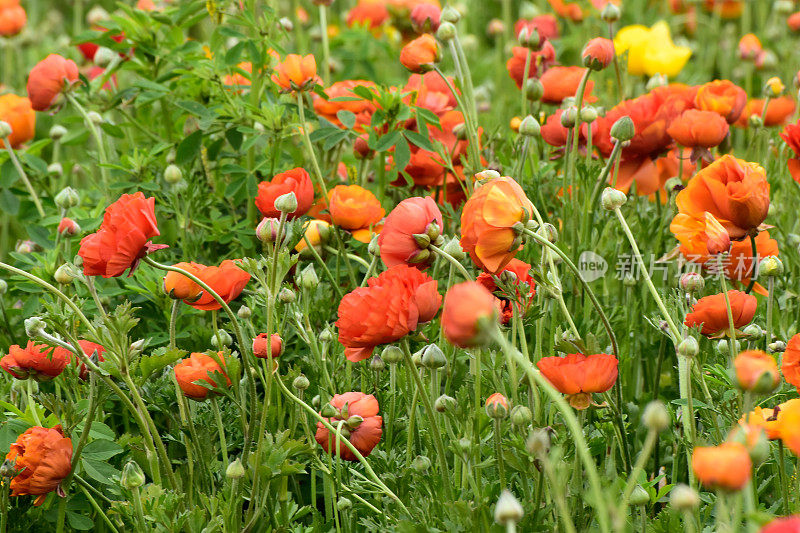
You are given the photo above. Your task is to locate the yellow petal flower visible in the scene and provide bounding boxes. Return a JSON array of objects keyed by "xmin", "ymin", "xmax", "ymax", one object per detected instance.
[{"xmin": 614, "ymin": 21, "xmax": 691, "ymax": 78}]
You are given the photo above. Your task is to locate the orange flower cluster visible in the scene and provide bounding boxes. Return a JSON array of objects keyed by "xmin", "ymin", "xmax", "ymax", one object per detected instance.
[
  {"xmin": 336, "ymin": 265, "xmax": 440, "ymax": 361},
  {"xmin": 1, "ymin": 341, "xmax": 68, "ymax": 380},
  {"xmin": 163, "ymin": 260, "xmax": 250, "ymax": 311},
  {"xmin": 537, "ymin": 353, "xmax": 618, "ymax": 409},
  {"xmin": 315, "ymin": 392, "xmax": 382, "ymax": 461},
  {"xmin": 5, "ymin": 426, "xmax": 73, "ymax": 506}
]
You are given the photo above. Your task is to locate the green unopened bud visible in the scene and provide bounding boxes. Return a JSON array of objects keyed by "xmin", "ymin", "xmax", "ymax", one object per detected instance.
[
  {"xmin": 94, "ymin": 47, "xmax": 116, "ymax": 68},
  {"xmin": 346, "ymin": 415, "xmax": 363, "ymax": 429},
  {"xmin": 413, "ymin": 233, "xmax": 431, "ymax": 249},
  {"xmin": 716, "ymin": 338, "xmax": 739, "ymax": 356},
  {"xmin": 475, "ymin": 169, "xmax": 500, "ymax": 182},
  {"xmin": 494, "ymin": 490, "xmax": 524, "ymax": 525},
  {"xmin": 237, "ymin": 305, "xmax": 252, "ymax": 319},
  {"xmin": 440, "ymin": 5, "xmax": 460, "ymax": 23},
  {"xmin": 442, "ymin": 237, "xmax": 466, "ymax": 260},
  {"xmin": 768, "ymin": 341, "xmax": 786, "ymax": 353},
  {"xmin": 601, "ymin": 187, "xmax": 627, "ymax": 210},
  {"xmin": 299, "ymin": 264, "xmax": 319, "ymax": 290},
  {"xmin": 436, "ymin": 21, "xmax": 456, "ymax": 41},
  {"xmin": 368, "ymin": 234, "xmax": 380, "ymax": 256},
  {"xmin": 226, "ymin": 458, "xmax": 245, "ymax": 479},
  {"xmin": 519, "ymin": 115, "xmax": 540, "ymax": 137},
  {"xmin": 679, "ymin": 272, "xmax": 704, "ymax": 293},
  {"xmin": 381, "ymin": 345, "xmax": 404, "ymax": 364},
  {"xmin": 524, "ymin": 77, "xmax": 544, "ymax": 101},
  {"xmin": 164, "ymin": 164, "xmax": 182, "ymax": 184},
  {"xmin": 748, "ymin": 114, "xmax": 763, "ymax": 128},
  {"xmin": 319, "ymin": 328, "xmax": 333, "ymax": 343},
  {"xmin": 0, "ymin": 280, "xmax": 7, "ymax": 295},
  {"xmin": 610, "ymin": 116, "xmax": 635, "ymax": 142},
  {"xmin": 759, "ymin": 256, "xmax": 784, "ymax": 278},
  {"xmin": 24, "ymin": 316, "xmax": 46, "ymax": 338},
  {"xmin": 420, "ymin": 344, "xmax": 447, "ymax": 369},
  {"xmin": 87, "ymin": 111, "xmax": 104, "ymax": 125},
  {"xmin": 55, "ymin": 187, "xmax": 80, "ymax": 209},
  {"xmin": 646, "ymin": 73, "xmax": 668, "ymax": 91},
  {"xmin": 210, "ymin": 329, "xmax": 232, "ymax": 348},
  {"xmin": 274, "ymin": 192, "xmax": 298, "ymax": 214},
  {"xmin": 320, "ymin": 403, "xmax": 338, "ymax": 418},
  {"xmin": 369, "ymin": 354, "xmax": 385, "ymax": 371},
  {"xmin": 336, "ymin": 497, "xmax": 352, "ymax": 511},
  {"xmin": 580, "ymin": 106, "xmax": 598, "ymax": 123},
  {"xmin": 293, "ymin": 374, "xmax": 310, "ymax": 390},
  {"xmin": 54, "ymin": 264, "xmax": 78, "ymax": 284},
  {"xmin": 435, "ymin": 394, "xmax": 456, "ymax": 413},
  {"xmin": 677, "ymin": 337, "xmax": 699, "ymax": 358},
  {"xmin": 630, "ymin": 485, "xmax": 650, "ymax": 506},
  {"xmin": 47, "ymin": 163, "xmax": 63, "ymax": 176},
  {"xmin": 670, "ymin": 484, "xmax": 699, "ymax": 511},
  {"xmin": 600, "ymin": 2, "xmax": 621, "ymax": 22},
  {"xmin": 0, "ymin": 121, "xmax": 12, "ymax": 138},
  {"xmin": 510, "ymin": 405, "xmax": 532, "ymax": 426},
  {"xmin": 279, "ymin": 287, "xmax": 296, "ymax": 303},
  {"xmin": 642, "ymin": 401, "xmax": 670, "ymax": 433},
  {"xmin": 742, "ymin": 324, "xmax": 763, "ymax": 339},
  {"xmin": 560, "ymin": 107, "xmax": 577, "ymax": 128},
  {"xmin": 121, "ymin": 461, "xmax": 146, "ymax": 489},
  {"xmin": 49, "ymin": 125, "xmax": 67, "ymax": 140},
  {"xmin": 411, "ymin": 455, "xmax": 431, "ymax": 472}
]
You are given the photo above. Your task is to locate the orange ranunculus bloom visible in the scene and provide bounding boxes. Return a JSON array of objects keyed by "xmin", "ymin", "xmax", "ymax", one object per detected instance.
[
  {"xmin": 163, "ymin": 261, "xmax": 204, "ymax": 302},
  {"xmin": 547, "ymin": 0, "xmax": 584, "ymax": 21},
  {"xmin": 1, "ymin": 341, "xmax": 68, "ymax": 380},
  {"xmin": 272, "ymin": 54, "xmax": 319, "ymax": 92},
  {"xmin": 252, "ymin": 333, "xmax": 282, "ymax": 359},
  {"xmin": 780, "ymin": 120, "xmax": 800, "ymax": 183},
  {"xmin": 460, "ymin": 176, "xmax": 534, "ymax": 273},
  {"xmin": 670, "ymin": 211, "xmax": 731, "ymax": 256},
  {"xmin": 0, "ymin": 0, "xmax": 25, "ymax": 36},
  {"xmin": 775, "ymin": 400, "xmax": 800, "ymax": 455},
  {"xmin": 295, "ymin": 219, "xmax": 331, "ymax": 254},
  {"xmin": 741, "ymin": 405, "xmax": 782, "ymax": 440},
  {"xmin": 255, "ymin": 167, "xmax": 315, "ymax": 219},
  {"xmin": 582, "ymin": 37, "xmax": 615, "ymax": 70},
  {"xmin": 515, "ymin": 15, "xmax": 559, "ymax": 42},
  {"xmin": 346, "ymin": 1, "xmax": 389, "ymax": 29},
  {"xmin": 222, "ymin": 62, "xmax": 252, "ymax": 89},
  {"xmin": 684, "ymin": 290, "xmax": 757, "ymax": 337},
  {"xmin": 377, "ymin": 196, "xmax": 443, "ymax": 269},
  {"xmin": 174, "ymin": 352, "xmax": 231, "ymax": 400},
  {"xmin": 78, "ymin": 192, "xmax": 165, "ymax": 277},
  {"xmin": 781, "ymin": 333, "xmax": 800, "ymax": 390},
  {"xmin": 789, "ymin": 12, "xmax": 800, "ymax": 32},
  {"xmin": 336, "ymin": 265, "xmax": 441, "ymax": 362},
  {"xmin": 26, "ymin": 54, "xmax": 79, "ymax": 112},
  {"xmin": 50, "ymin": 340, "xmax": 105, "ymax": 381},
  {"xmin": 737, "ymin": 97, "xmax": 796, "ymax": 128},
  {"xmin": 6, "ymin": 426, "xmax": 72, "ymax": 506},
  {"xmin": 476, "ymin": 259, "xmax": 536, "ymax": 325},
  {"xmin": 692, "ymin": 442, "xmax": 751, "ymax": 491},
  {"xmin": 403, "ymin": 71, "xmax": 458, "ymax": 115},
  {"xmin": 704, "ymin": 0, "xmax": 742, "ymax": 18},
  {"xmin": 328, "ymin": 184, "xmax": 385, "ymax": 231},
  {"xmin": 179, "ymin": 260, "xmax": 251, "ymax": 311},
  {"xmin": 441, "ymin": 281, "xmax": 499, "ymax": 348},
  {"xmin": 694, "ymin": 80, "xmax": 747, "ymax": 124},
  {"xmin": 506, "ymin": 43, "xmax": 556, "ymax": 89},
  {"xmin": 667, "ymin": 109, "xmax": 729, "ymax": 149},
  {"xmin": 675, "ymin": 155, "xmax": 769, "ymax": 240},
  {"xmin": 539, "ymin": 66, "xmax": 594, "ymax": 105},
  {"xmin": 0, "ymin": 94, "xmax": 35, "ymax": 149},
  {"xmin": 315, "ymin": 392, "xmax": 382, "ymax": 461},
  {"xmin": 536, "ymin": 353, "xmax": 618, "ymax": 410},
  {"xmin": 738, "ymin": 33, "xmax": 762, "ymax": 60},
  {"xmin": 400, "ymin": 33, "xmax": 439, "ymax": 73},
  {"xmin": 734, "ymin": 350, "xmax": 779, "ymax": 392},
  {"xmin": 313, "ymin": 80, "xmax": 377, "ymax": 131}
]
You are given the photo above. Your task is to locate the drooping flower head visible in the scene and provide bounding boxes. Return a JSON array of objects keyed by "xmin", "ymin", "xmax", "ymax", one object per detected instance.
[
  {"xmin": 174, "ymin": 352, "xmax": 231, "ymax": 400},
  {"xmin": 537, "ymin": 353, "xmax": 619, "ymax": 409},
  {"xmin": 163, "ymin": 260, "xmax": 251, "ymax": 311},
  {"xmin": 1, "ymin": 341, "xmax": 68, "ymax": 380},
  {"xmin": 684, "ymin": 290, "xmax": 757, "ymax": 337},
  {"xmin": 377, "ymin": 196, "xmax": 443, "ymax": 269},
  {"xmin": 315, "ymin": 392, "xmax": 382, "ymax": 461},
  {"xmin": 5, "ymin": 426, "xmax": 73, "ymax": 506},
  {"xmin": 255, "ymin": 167, "xmax": 315, "ymax": 219},
  {"xmin": 26, "ymin": 54, "xmax": 79, "ymax": 111}
]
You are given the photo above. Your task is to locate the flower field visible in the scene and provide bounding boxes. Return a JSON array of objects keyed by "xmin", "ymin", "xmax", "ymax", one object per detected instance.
[{"xmin": 3, "ymin": 0, "xmax": 800, "ymax": 530}]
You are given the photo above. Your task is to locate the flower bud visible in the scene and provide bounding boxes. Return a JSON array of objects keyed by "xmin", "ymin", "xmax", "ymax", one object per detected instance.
[
  {"xmin": 49, "ymin": 125, "xmax": 67, "ymax": 140},
  {"xmin": 670, "ymin": 484, "xmax": 699, "ymax": 511},
  {"xmin": 164, "ymin": 164, "xmax": 182, "ymax": 184},
  {"xmin": 411, "ymin": 455, "xmax": 431, "ymax": 472},
  {"xmin": 54, "ymin": 264, "xmax": 78, "ymax": 284},
  {"xmin": 610, "ymin": 116, "xmax": 635, "ymax": 142},
  {"xmin": 436, "ymin": 21, "xmax": 456, "ymax": 41},
  {"xmin": 440, "ymin": 5, "xmax": 460, "ymax": 23},
  {"xmin": 87, "ymin": 6, "xmax": 109, "ymax": 25},
  {"xmin": 764, "ymin": 77, "xmax": 785, "ymax": 97},
  {"xmin": 420, "ymin": 344, "xmax": 447, "ymax": 369},
  {"xmin": 677, "ymin": 337, "xmax": 699, "ymax": 358},
  {"xmin": 24, "ymin": 316, "xmax": 46, "ymax": 338},
  {"xmin": 94, "ymin": 47, "xmax": 116, "ymax": 68},
  {"xmin": 642, "ymin": 401, "xmax": 670, "ymax": 433},
  {"xmin": 274, "ymin": 192, "xmax": 298, "ymax": 214},
  {"xmin": 580, "ymin": 106, "xmax": 598, "ymax": 123},
  {"xmin": 601, "ymin": 187, "xmax": 627, "ymax": 210},
  {"xmin": 279, "ymin": 17, "xmax": 293, "ymax": 32},
  {"xmin": 293, "ymin": 374, "xmax": 310, "ymax": 390},
  {"xmin": 319, "ymin": 328, "xmax": 333, "ymax": 343},
  {"xmin": 369, "ymin": 354, "xmax": 385, "ymax": 371},
  {"xmin": 494, "ymin": 490, "xmax": 524, "ymax": 525},
  {"xmin": 299, "ymin": 264, "xmax": 319, "ymax": 290},
  {"xmin": 210, "ymin": 329, "xmax": 233, "ymax": 348},
  {"xmin": 238, "ymin": 305, "xmax": 252, "ymax": 319},
  {"xmin": 679, "ymin": 272, "xmax": 704, "ymax": 293},
  {"xmin": 47, "ymin": 163, "xmax": 63, "ymax": 176},
  {"xmin": 742, "ymin": 324, "xmax": 763, "ymax": 339},
  {"xmin": 121, "ymin": 461, "xmax": 146, "ymax": 489},
  {"xmin": 510, "ymin": 405, "xmax": 532, "ymax": 426},
  {"xmin": 759, "ymin": 256, "xmax": 784, "ymax": 278},
  {"xmin": 256, "ymin": 217, "xmax": 280, "ymax": 243},
  {"xmin": 0, "ymin": 121, "xmax": 12, "ymax": 138},
  {"xmin": 55, "ymin": 187, "xmax": 80, "ymax": 209},
  {"xmin": 646, "ymin": 73, "xmax": 668, "ymax": 91},
  {"xmin": 716, "ymin": 338, "xmax": 739, "ymax": 356},
  {"xmin": 226, "ymin": 458, "xmax": 245, "ymax": 479},
  {"xmin": 519, "ymin": 115, "xmax": 540, "ymax": 137},
  {"xmin": 600, "ymin": 2, "xmax": 621, "ymax": 22},
  {"xmin": 381, "ymin": 345, "xmax": 404, "ymax": 364},
  {"xmin": 320, "ymin": 403, "xmax": 338, "ymax": 418},
  {"xmin": 336, "ymin": 497, "xmax": 352, "ymax": 511},
  {"xmin": 768, "ymin": 341, "xmax": 786, "ymax": 353},
  {"xmin": 434, "ymin": 394, "xmax": 456, "ymax": 413},
  {"xmin": 87, "ymin": 111, "xmax": 104, "ymax": 125},
  {"xmin": 485, "ymin": 393, "xmax": 509, "ymax": 419},
  {"xmin": 279, "ymin": 287, "xmax": 296, "ymax": 303},
  {"xmin": 748, "ymin": 114, "xmax": 764, "ymax": 128},
  {"xmin": 524, "ymin": 78, "xmax": 544, "ymax": 102},
  {"xmin": 630, "ymin": 485, "xmax": 650, "ymax": 506},
  {"xmin": 560, "ymin": 107, "xmax": 577, "ymax": 128},
  {"xmin": 442, "ymin": 237, "xmax": 466, "ymax": 260},
  {"xmin": 582, "ymin": 37, "xmax": 615, "ymax": 71}
]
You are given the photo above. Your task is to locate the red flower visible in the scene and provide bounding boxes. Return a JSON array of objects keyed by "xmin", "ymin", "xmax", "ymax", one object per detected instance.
[
  {"xmin": 377, "ymin": 196, "xmax": 443, "ymax": 269},
  {"xmin": 1, "ymin": 341, "xmax": 68, "ymax": 380},
  {"xmin": 346, "ymin": 1, "xmax": 389, "ymax": 29},
  {"xmin": 315, "ymin": 392, "xmax": 382, "ymax": 461},
  {"xmin": 781, "ymin": 333, "xmax": 800, "ymax": 390},
  {"xmin": 582, "ymin": 38, "xmax": 615, "ymax": 70},
  {"xmin": 6, "ymin": 426, "xmax": 72, "ymax": 506},
  {"xmin": 410, "ymin": 3, "xmax": 440, "ymax": 33},
  {"xmin": 476, "ymin": 259, "xmax": 536, "ymax": 324},
  {"xmin": 684, "ymin": 290, "xmax": 757, "ymax": 337},
  {"xmin": 537, "ymin": 353, "xmax": 618, "ymax": 409},
  {"xmin": 51, "ymin": 340, "xmax": 105, "ymax": 380},
  {"xmin": 26, "ymin": 54, "xmax": 79, "ymax": 111},
  {"xmin": 539, "ymin": 66, "xmax": 594, "ymax": 105},
  {"xmin": 0, "ymin": 0, "xmax": 26, "ymax": 37},
  {"xmin": 506, "ymin": 43, "xmax": 556, "ymax": 89},
  {"xmin": 404, "ymin": 72, "xmax": 458, "ymax": 115},
  {"xmin": 255, "ymin": 167, "xmax": 315, "ymax": 219},
  {"xmin": 253, "ymin": 333, "xmax": 283, "ymax": 359},
  {"xmin": 78, "ymin": 192, "xmax": 165, "ymax": 277},
  {"xmin": 781, "ymin": 120, "xmax": 800, "ymax": 183},
  {"xmin": 667, "ymin": 109, "xmax": 729, "ymax": 148},
  {"xmin": 514, "ymin": 15, "xmax": 559, "ymax": 42},
  {"xmin": 77, "ymin": 27, "xmax": 125, "ymax": 62},
  {"xmin": 336, "ymin": 265, "xmax": 441, "ymax": 362},
  {"xmin": 540, "ymin": 108, "xmax": 597, "ymax": 152},
  {"xmin": 174, "ymin": 352, "xmax": 231, "ymax": 400},
  {"xmin": 441, "ymin": 281, "xmax": 499, "ymax": 348},
  {"xmin": 57, "ymin": 217, "xmax": 80, "ymax": 236},
  {"xmin": 179, "ymin": 260, "xmax": 251, "ymax": 311},
  {"xmin": 761, "ymin": 515, "xmax": 800, "ymax": 533}
]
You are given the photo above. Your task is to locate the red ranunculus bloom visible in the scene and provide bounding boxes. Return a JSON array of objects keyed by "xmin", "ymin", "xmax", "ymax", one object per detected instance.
[
  {"xmin": 476, "ymin": 259, "xmax": 536, "ymax": 324},
  {"xmin": 537, "ymin": 353, "xmax": 618, "ymax": 409},
  {"xmin": 51, "ymin": 340, "xmax": 105, "ymax": 381},
  {"xmin": 26, "ymin": 54, "xmax": 79, "ymax": 111},
  {"xmin": 1, "ymin": 341, "xmax": 68, "ymax": 380},
  {"xmin": 684, "ymin": 290, "xmax": 757, "ymax": 337},
  {"xmin": 441, "ymin": 281, "xmax": 500, "ymax": 348},
  {"xmin": 781, "ymin": 120, "xmax": 800, "ymax": 183},
  {"xmin": 253, "ymin": 333, "xmax": 283, "ymax": 359},
  {"xmin": 6, "ymin": 426, "xmax": 73, "ymax": 506},
  {"xmin": 179, "ymin": 260, "xmax": 251, "ymax": 311},
  {"xmin": 315, "ymin": 392, "xmax": 382, "ymax": 461},
  {"xmin": 174, "ymin": 352, "xmax": 231, "ymax": 400},
  {"xmin": 255, "ymin": 167, "xmax": 315, "ymax": 219},
  {"xmin": 336, "ymin": 265, "xmax": 441, "ymax": 362},
  {"xmin": 377, "ymin": 196, "xmax": 443, "ymax": 269}
]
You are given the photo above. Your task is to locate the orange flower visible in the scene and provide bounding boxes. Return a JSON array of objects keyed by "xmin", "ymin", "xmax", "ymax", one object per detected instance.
[
  {"xmin": 734, "ymin": 350, "xmax": 779, "ymax": 392},
  {"xmin": 692, "ymin": 442, "xmax": 751, "ymax": 491},
  {"xmin": 694, "ymin": 80, "xmax": 747, "ymax": 124},
  {"xmin": 789, "ymin": 12, "xmax": 800, "ymax": 32},
  {"xmin": 1, "ymin": 341, "xmax": 68, "ymax": 380},
  {"xmin": 441, "ymin": 281, "xmax": 499, "ymax": 348},
  {"xmin": 315, "ymin": 392, "xmax": 382, "ymax": 461},
  {"xmin": 684, "ymin": 290, "xmax": 757, "ymax": 337},
  {"xmin": 346, "ymin": 1, "xmax": 389, "ymax": 28},
  {"xmin": 252, "ymin": 333, "xmax": 282, "ymax": 359},
  {"xmin": 780, "ymin": 120, "xmax": 800, "ymax": 183},
  {"xmin": 761, "ymin": 516, "xmax": 800, "ymax": 532},
  {"xmin": 738, "ymin": 33, "xmax": 762, "ymax": 60},
  {"xmin": 667, "ymin": 109, "xmax": 729, "ymax": 148},
  {"xmin": 460, "ymin": 176, "xmax": 533, "ymax": 273},
  {"xmin": 506, "ymin": 43, "xmax": 556, "ymax": 89},
  {"xmin": 163, "ymin": 262, "xmax": 204, "ymax": 302},
  {"xmin": 547, "ymin": 0, "xmax": 584, "ymax": 21},
  {"xmin": 775, "ymin": 400, "xmax": 800, "ymax": 455},
  {"xmin": 737, "ymin": 97, "xmax": 796, "ymax": 128},
  {"xmin": 670, "ymin": 211, "xmax": 731, "ymax": 256},
  {"xmin": 675, "ymin": 155, "xmax": 769, "ymax": 240},
  {"xmin": 377, "ymin": 197, "xmax": 443, "ymax": 269},
  {"xmin": 255, "ymin": 167, "xmax": 315, "ymax": 219},
  {"xmin": 78, "ymin": 192, "xmax": 165, "ymax": 277},
  {"xmin": 57, "ymin": 217, "xmax": 80, "ymax": 236},
  {"xmin": 403, "ymin": 71, "xmax": 458, "ymax": 115},
  {"xmin": 0, "ymin": 94, "xmax": 35, "ymax": 149},
  {"xmin": 26, "ymin": 54, "xmax": 79, "ymax": 112},
  {"xmin": 400, "ymin": 34, "xmax": 439, "ymax": 73},
  {"xmin": 5, "ymin": 426, "xmax": 72, "ymax": 506},
  {"xmin": 178, "ymin": 260, "xmax": 251, "ymax": 311},
  {"xmin": 704, "ymin": 0, "xmax": 743, "ymax": 18},
  {"xmin": 781, "ymin": 333, "xmax": 800, "ymax": 390},
  {"xmin": 336, "ymin": 265, "xmax": 441, "ymax": 362},
  {"xmin": 50, "ymin": 340, "xmax": 105, "ymax": 381},
  {"xmin": 740, "ymin": 405, "xmax": 782, "ymax": 440},
  {"xmin": 328, "ymin": 184, "xmax": 385, "ymax": 231},
  {"xmin": 272, "ymin": 54, "xmax": 319, "ymax": 92},
  {"xmin": 222, "ymin": 62, "xmax": 252, "ymax": 89},
  {"xmin": 0, "ymin": 0, "xmax": 26, "ymax": 37},
  {"xmin": 313, "ymin": 80, "xmax": 376, "ymax": 131},
  {"xmin": 536, "ymin": 353, "xmax": 618, "ymax": 410},
  {"xmin": 295, "ymin": 219, "xmax": 331, "ymax": 254},
  {"xmin": 174, "ymin": 352, "xmax": 231, "ymax": 400},
  {"xmin": 582, "ymin": 37, "xmax": 614, "ymax": 70},
  {"xmin": 476, "ymin": 259, "xmax": 536, "ymax": 325},
  {"xmin": 539, "ymin": 66, "xmax": 594, "ymax": 105}
]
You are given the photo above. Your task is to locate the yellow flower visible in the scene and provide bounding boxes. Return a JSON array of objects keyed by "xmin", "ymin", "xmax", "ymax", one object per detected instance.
[{"xmin": 614, "ymin": 21, "xmax": 691, "ymax": 78}]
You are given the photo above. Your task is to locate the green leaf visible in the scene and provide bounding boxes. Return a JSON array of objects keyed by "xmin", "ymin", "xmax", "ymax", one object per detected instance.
[
  {"xmin": 394, "ymin": 137, "xmax": 411, "ymax": 171},
  {"xmin": 81, "ymin": 439, "xmax": 124, "ymax": 461},
  {"xmin": 0, "ymin": 188, "xmax": 19, "ymax": 215},
  {"xmin": 336, "ymin": 110, "xmax": 356, "ymax": 130},
  {"xmin": 225, "ymin": 128, "xmax": 243, "ymax": 151},
  {"xmin": 175, "ymin": 130, "xmax": 203, "ymax": 166},
  {"xmin": 374, "ymin": 130, "xmax": 401, "ymax": 152},
  {"xmin": 403, "ymin": 130, "xmax": 434, "ymax": 152},
  {"xmin": 67, "ymin": 512, "xmax": 94, "ymax": 531},
  {"xmin": 139, "ymin": 347, "xmax": 187, "ymax": 380},
  {"xmin": 0, "ymin": 159, "xmax": 19, "ymax": 187},
  {"xmin": 81, "ymin": 458, "xmax": 120, "ymax": 485}
]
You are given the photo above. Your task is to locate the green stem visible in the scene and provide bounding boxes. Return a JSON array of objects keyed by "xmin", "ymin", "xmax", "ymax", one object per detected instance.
[
  {"xmin": 211, "ymin": 397, "xmax": 229, "ymax": 467},
  {"xmin": 66, "ymin": 93, "xmax": 110, "ymax": 194},
  {"xmin": 429, "ymin": 244, "xmax": 471, "ymax": 281},
  {"xmin": 618, "ymin": 429, "xmax": 657, "ymax": 516},
  {"xmin": 296, "ymin": 92, "xmax": 329, "ymax": 201},
  {"xmin": 3, "ymin": 139, "xmax": 45, "ymax": 217}
]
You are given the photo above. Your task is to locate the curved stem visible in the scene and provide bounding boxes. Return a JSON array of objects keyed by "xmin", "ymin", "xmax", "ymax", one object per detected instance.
[{"xmin": 429, "ymin": 244, "xmax": 472, "ymax": 281}]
